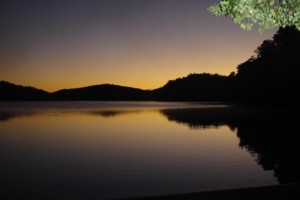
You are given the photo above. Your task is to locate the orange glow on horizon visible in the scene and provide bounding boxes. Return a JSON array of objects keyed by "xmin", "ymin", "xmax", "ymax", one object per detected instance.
[{"xmin": 0, "ymin": 0, "xmax": 277, "ymax": 92}]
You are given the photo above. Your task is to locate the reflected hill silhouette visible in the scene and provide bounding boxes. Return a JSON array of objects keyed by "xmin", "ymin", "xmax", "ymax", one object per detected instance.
[
  {"xmin": 0, "ymin": 109, "xmax": 39, "ymax": 122},
  {"xmin": 89, "ymin": 110, "xmax": 143, "ymax": 118},
  {"xmin": 0, "ymin": 109, "xmax": 141, "ymax": 122},
  {"xmin": 1, "ymin": 105, "xmax": 299, "ymax": 183},
  {"xmin": 160, "ymin": 106, "xmax": 299, "ymax": 184},
  {"xmin": 0, "ymin": 111, "xmax": 25, "ymax": 122}
]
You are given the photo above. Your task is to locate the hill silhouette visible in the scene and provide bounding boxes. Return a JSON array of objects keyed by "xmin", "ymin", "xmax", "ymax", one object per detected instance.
[
  {"xmin": 152, "ymin": 73, "xmax": 236, "ymax": 102},
  {"xmin": 152, "ymin": 26, "xmax": 300, "ymax": 105},
  {"xmin": 52, "ymin": 84, "xmax": 150, "ymax": 101},
  {"xmin": 1, "ymin": 27, "xmax": 299, "ymax": 104},
  {"xmin": 0, "ymin": 81, "xmax": 49, "ymax": 101}
]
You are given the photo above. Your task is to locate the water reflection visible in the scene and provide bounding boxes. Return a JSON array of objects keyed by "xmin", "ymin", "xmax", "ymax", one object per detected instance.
[
  {"xmin": 160, "ymin": 106, "xmax": 299, "ymax": 184},
  {"xmin": 0, "ymin": 103, "xmax": 296, "ymax": 199},
  {"xmin": 0, "ymin": 110, "xmax": 37, "ymax": 122}
]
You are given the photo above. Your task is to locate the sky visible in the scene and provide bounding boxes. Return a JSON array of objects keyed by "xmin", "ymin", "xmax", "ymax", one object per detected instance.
[{"xmin": 0, "ymin": 0, "xmax": 277, "ymax": 92}]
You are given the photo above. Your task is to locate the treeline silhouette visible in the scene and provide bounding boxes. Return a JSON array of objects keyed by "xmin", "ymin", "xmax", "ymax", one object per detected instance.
[
  {"xmin": 236, "ymin": 26, "xmax": 300, "ymax": 106},
  {"xmin": 154, "ymin": 26, "xmax": 300, "ymax": 105},
  {"xmin": 152, "ymin": 73, "xmax": 236, "ymax": 101},
  {"xmin": 1, "ymin": 27, "xmax": 299, "ymax": 105}
]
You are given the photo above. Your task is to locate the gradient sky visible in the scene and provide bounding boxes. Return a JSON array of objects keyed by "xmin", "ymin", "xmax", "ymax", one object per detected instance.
[{"xmin": 0, "ymin": 0, "xmax": 277, "ymax": 92}]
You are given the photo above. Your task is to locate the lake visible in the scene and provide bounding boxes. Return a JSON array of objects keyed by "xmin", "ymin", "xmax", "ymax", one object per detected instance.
[{"xmin": 0, "ymin": 102, "xmax": 296, "ymax": 199}]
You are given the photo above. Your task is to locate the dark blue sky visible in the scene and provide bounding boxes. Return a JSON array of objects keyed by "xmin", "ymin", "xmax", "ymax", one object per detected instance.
[{"xmin": 0, "ymin": 0, "xmax": 277, "ymax": 91}]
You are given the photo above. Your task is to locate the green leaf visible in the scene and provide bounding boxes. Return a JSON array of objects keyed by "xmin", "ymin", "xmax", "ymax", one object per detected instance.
[{"xmin": 208, "ymin": 0, "xmax": 300, "ymax": 32}]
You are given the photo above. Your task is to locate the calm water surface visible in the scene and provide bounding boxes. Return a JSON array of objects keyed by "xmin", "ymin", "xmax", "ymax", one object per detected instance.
[{"xmin": 0, "ymin": 102, "xmax": 282, "ymax": 199}]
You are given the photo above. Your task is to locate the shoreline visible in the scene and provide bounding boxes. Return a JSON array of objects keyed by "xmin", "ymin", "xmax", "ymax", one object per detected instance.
[{"xmin": 119, "ymin": 184, "xmax": 300, "ymax": 200}]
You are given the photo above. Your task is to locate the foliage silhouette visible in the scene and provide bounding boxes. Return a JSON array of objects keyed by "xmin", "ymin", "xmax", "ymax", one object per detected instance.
[
  {"xmin": 236, "ymin": 26, "xmax": 300, "ymax": 105},
  {"xmin": 152, "ymin": 73, "xmax": 236, "ymax": 102}
]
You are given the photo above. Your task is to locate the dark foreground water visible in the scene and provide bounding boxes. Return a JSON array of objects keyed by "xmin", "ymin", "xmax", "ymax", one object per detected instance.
[{"xmin": 0, "ymin": 102, "xmax": 297, "ymax": 199}]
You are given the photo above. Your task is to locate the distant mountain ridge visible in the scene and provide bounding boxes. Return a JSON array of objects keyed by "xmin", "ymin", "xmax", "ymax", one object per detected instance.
[
  {"xmin": 52, "ymin": 84, "xmax": 150, "ymax": 101},
  {"xmin": 1, "ymin": 27, "xmax": 299, "ymax": 105},
  {"xmin": 0, "ymin": 81, "xmax": 49, "ymax": 101},
  {"xmin": 0, "ymin": 74, "xmax": 236, "ymax": 101},
  {"xmin": 0, "ymin": 81, "xmax": 151, "ymax": 101},
  {"xmin": 0, "ymin": 73, "xmax": 236, "ymax": 102}
]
